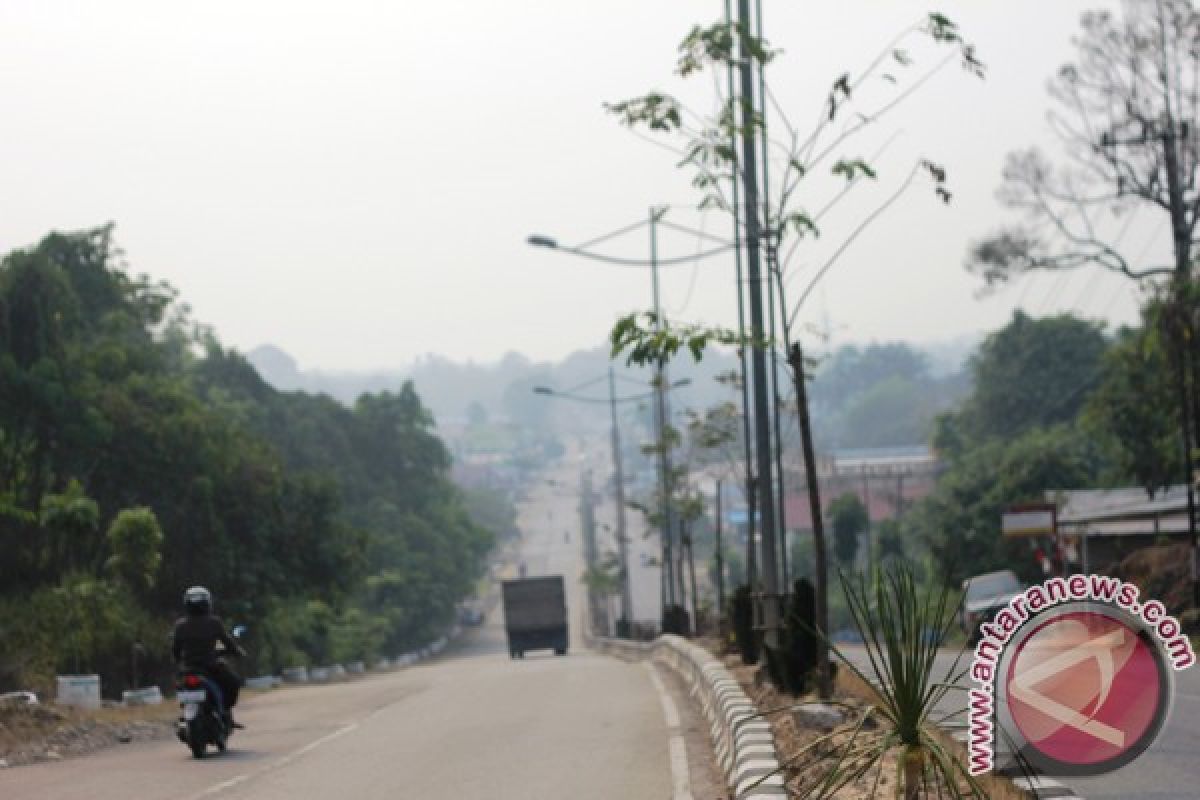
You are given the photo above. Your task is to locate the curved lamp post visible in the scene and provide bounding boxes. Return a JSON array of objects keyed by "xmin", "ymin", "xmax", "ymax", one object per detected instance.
[
  {"xmin": 535, "ymin": 373, "xmax": 690, "ymax": 634},
  {"xmin": 528, "ymin": 212, "xmax": 729, "ymax": 631}
]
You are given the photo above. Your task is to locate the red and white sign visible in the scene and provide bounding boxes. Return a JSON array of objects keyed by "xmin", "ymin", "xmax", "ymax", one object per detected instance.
[{"xmin": 1003, "ymin": 503, "xmax": 1057, "ymax": 537}]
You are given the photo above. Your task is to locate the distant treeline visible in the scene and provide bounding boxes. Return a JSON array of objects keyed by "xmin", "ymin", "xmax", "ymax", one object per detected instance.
[{"xmin": 0, "ymin": 226, "xmax": 510, "ymax": 694}]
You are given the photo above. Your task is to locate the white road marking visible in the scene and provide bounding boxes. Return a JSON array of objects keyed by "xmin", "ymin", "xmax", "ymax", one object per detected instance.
[
  {"xmin": 185, "ymin": 722, "xmax": 359, "ymax": 800},
  {"xmin": 645, "ymin": 662, "xmax": 693, "ymax": 800},
  {"xmin": 669, "ymin": 737, "xmax": 692, "ymax": 800},
  {"xmin": 190, "ymin": 775, "xmax": 250, "ymax": 797},
  {"xmin": 646, "ymin": 663, "xmax": 682, "ymax": 729}
]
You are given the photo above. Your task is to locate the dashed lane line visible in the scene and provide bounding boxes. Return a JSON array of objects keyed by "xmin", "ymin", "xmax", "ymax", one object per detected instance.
[
  {"xmin": 182, "ymin": 697, "xmax": 422, "ymax": 800},
  {"xmin": 185, "ymin": 721, "xmax": 359, "ymax": 800}
]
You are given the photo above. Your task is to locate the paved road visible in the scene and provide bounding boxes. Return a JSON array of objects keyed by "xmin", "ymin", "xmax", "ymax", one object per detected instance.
[
  {"xmin": 0, "ymin": 460, "xmax": 686, "ymax": 800},
  {"xmin": 843, "ymin": 643, "xmax": 1200, "ymax": 800}
]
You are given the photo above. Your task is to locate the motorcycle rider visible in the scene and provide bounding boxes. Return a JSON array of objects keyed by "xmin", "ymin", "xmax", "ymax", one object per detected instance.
[{"xmin": 171, "ymin": 586, "xmax": 246, "ymax": 727}]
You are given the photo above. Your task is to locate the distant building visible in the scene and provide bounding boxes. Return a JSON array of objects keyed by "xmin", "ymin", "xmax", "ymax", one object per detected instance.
[
  {"xmin": 712, "ymin": 445, "xmax": 939, "ymax": 532},
  {"xmin": 782, "ymin": 445, "xmax": 938, "ymax": 529},
  {"xmin": 1047, "ymin": 486, "xmax": 1194, "ymax": 572}
]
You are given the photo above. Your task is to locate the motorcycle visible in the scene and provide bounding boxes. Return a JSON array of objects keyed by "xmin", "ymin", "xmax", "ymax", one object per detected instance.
[{"xmin": 175, "ymin": 625, "xmax": 245, "ymax": 759}]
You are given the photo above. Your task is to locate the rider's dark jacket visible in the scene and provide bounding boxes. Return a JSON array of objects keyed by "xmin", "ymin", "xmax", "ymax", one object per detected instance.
[{"xmin": 171, "ymin": 615, "xmax": 242, "ymax": 667}]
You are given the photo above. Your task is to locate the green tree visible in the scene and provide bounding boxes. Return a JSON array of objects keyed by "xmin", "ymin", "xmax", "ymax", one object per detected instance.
[
  {"xmin": 39, "ymin": 480, "xmax": 100, "ymax": 576},
  {"xmin": 913, "ymin": 424, "xmax": 1103, "ymax": 587},
  {"xmin": 1084, "ymin": 308, "xmax": 1181, "ymax": 495},
  {"xmin": 955, "ymin": 311, "xmax": 1108, "ymax": 442},
  {"xmin": 828, "ymin": 492, "xmax": 868, "ymax": 568},
  {"xmin": 0, "ymin": 228, "xmax": 495, "ymax": 691},
  {"xmin": 105, "ymin": 507, "xmax": 164, "ymax": 592},
  {"xmin": 466, "ymin": 400, "xmax": 488, "ymax": 427},
  {"xmin": 876, "ymin": 518, "xmax": 905, "ymax": 563},
  {"xmin": 835, "ymin": 376, "xmax": 932, "ymax": 448},
  {"xmin": 812, "ymin": 343, "xmax": 929, "ymax": 411}
]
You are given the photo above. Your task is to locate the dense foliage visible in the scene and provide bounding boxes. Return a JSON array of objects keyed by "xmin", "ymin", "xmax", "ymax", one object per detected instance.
[
  {"xmin": 0, "ymin": 228, "xmax": 501, "ymax": 695},
  {"xmin": 905, "ymin": 310, "xmax": 1182, "ymax": 587},
  {"xmin": 810, "ymin": 343, "xmax": 968, "ymax": 449}
]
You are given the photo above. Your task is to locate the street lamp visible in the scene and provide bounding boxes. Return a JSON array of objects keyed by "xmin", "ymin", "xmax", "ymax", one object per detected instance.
[
  {"xmin": 534, "ymin": 373, "xmax": 691, "ymax": 634},
  {"xmin": 527, "ymin": 235, "xmax": 558, "ymax": 249},
  {"xmin": 528, "ymin": 211, "xmax": 731, "ymax": 633}
]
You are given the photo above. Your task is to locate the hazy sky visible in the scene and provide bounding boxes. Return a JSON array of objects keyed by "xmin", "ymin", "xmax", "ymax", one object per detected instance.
[{"xmin": 1, "ymin": 0, "xmax": 1145, "ymax": 371}]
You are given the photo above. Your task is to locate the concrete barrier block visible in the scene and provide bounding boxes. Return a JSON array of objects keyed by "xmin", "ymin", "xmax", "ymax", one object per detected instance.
[
  {"xmin": 121, "ymin": 686, "xmax": 163, "ymax": 706},
  {"xmin": 282, "ymin": 666, "xmax": 309, "ymax": 684},
  {"xmin": 735, "ymin": 772, "xmax": 787, "ymax": 799},
  {"xmin": 56, "ymin": 675, "xmax": 100, "ymax": 710}
]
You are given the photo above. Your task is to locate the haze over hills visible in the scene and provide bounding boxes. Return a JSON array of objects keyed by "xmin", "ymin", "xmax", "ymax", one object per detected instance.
[
  {"xmin": 246, "ymin": 343, "xmax": 742, "ymax": 429},
  {"xmin": 246, "ymin": 336, "xmax": 978, "ymax": 450}
]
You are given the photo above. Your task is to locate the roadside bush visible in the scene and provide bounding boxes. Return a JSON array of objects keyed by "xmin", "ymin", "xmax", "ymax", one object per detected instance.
[
  {"xmin": 731, "ymin": 585, "xmax": 758, "ymax": 665},
  {"xmin": 0, "ymin": 576, "xmax": 165, "ymax": 697},
  {"xmin": 329, "ymin": 607, "xmax": 385, "ymax": 665},
  {"xmin": 763, "ymin": 579, "xmax": 819, "ymax": 694},
  {"xmin": 662, "ymin": 604, "xmax": 691, "ymax": 636}
]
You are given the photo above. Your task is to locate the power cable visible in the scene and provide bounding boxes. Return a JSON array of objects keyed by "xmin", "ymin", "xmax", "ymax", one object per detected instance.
[
  {"xmin": 577, "ymin": 219, "xmax": 650, "ymax": 252},
  {"xmin": 669, "ymin": 213, "xmax": 712, "ymax": 316}
]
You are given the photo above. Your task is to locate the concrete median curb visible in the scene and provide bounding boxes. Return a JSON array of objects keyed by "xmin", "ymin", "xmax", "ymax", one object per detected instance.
[{"xmin": 592, "ymin": 634, "xmax": 787, "ymax": 799}]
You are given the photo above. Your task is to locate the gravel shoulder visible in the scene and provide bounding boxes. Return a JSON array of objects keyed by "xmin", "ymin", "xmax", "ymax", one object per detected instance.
[{"xmin": 0, "ymin": 701, "xmax": 177, "ymax": 768}]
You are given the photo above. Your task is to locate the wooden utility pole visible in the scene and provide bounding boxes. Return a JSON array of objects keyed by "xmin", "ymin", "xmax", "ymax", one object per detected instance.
[{"xmin": 788, "ymin": 342, "xmax": 830, "ymax": 697}]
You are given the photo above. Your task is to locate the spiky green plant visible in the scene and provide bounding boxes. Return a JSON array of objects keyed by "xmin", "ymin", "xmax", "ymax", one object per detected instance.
[{"xmin": 747, "ymin": 566, "xmax": 992, "ymax": 799}]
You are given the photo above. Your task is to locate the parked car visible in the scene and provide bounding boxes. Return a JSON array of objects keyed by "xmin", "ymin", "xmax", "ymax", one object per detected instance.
[
  {"xmin": 458, "ymin": 603, "xmax": 485, "ymax": 626},
  {"xmin": 960, "ymin": 569, "xmax": 1023, "ymax": 644}
]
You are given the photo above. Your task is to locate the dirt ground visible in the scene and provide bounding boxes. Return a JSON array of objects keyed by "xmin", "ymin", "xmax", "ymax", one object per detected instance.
[
  {"xmin": 703, "ymin": 639, "xmax": 1026, "ymax": 800},
  {"xmin": 0, "ymin": 700, "xmax": 176, "ymax": 768},
  {"xmin": 719, "ymin": 653, "xmax": 896, "ymax": 799}
]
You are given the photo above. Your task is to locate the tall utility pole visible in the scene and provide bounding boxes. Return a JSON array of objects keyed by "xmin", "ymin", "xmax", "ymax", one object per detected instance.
[
  {"xmin": 1158, "ymin": 122, "xmax": 1200, "ymax": 609},
  {"xmin": 754, "ymin": 0, "xmax": 789, "ymax": 597},
  {"xmin": 861, "ymin": 471, "xmax": 873, "ymax": 586},
  {"xmin": 715, "ymin": 479, "xmax": 725, "ymax": 623},
  {"xmin": 649, "ymin": 208, "xmax": 680, "ymax": 622},
  {"xmin": 789, "ymin": 340, "xmax": 831, "ymax": 696},
  {"xmin": 580, "ymin": 470, "xmax": 602, "ymax": 633},
  {"xmin": 721, "ymin": 0, "xmax": 757, "ymax": 610},
  {"xmin": 736, "ymin": 0, "xmax": 781, "ymax": 646},
  {"xmin": 607, "ymin": 367, "xmax": 633, "ymax": 630}
]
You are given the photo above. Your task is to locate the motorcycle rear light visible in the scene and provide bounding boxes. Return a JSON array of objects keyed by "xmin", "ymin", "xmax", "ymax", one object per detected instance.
[{"xmin": 184, "ymin": 674, "xmax": 202, "ymax": 688}]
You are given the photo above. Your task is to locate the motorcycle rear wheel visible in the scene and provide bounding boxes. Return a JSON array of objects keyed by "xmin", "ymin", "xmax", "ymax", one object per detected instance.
[{"xmin": 187, "ymin": 716, "xmax": 208, "ymax": 758}]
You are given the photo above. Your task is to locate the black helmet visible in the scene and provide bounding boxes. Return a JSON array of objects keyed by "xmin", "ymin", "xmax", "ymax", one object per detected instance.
[{"xmin": 183, "ymin": 586, "xmax": 212, "ymax": 617}]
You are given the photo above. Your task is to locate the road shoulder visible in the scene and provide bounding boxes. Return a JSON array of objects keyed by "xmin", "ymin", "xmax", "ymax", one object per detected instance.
[{"xmin": 652, "ymin": 661, "xmax": 729, "ymax": 800}]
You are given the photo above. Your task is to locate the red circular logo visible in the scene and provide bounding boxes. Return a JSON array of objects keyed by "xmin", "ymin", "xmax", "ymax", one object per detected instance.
[{"xmin": 1004, "ymin": 609, "xmax": 1167, "ymax": 772}]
